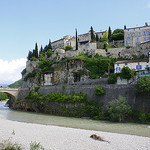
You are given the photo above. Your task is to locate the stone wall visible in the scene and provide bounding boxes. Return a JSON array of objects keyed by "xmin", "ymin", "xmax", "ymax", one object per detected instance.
[{"xmin": 17, "ymin": 83, "xmax": 150, "ymax": 113}]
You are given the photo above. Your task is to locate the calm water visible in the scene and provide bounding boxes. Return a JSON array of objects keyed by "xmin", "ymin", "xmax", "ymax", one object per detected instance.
[{"xmin": 0, "ymin": 101, "xmax": 150, "ymax": 137}]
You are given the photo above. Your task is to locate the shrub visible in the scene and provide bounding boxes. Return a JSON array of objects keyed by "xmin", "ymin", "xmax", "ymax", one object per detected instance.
[
  {"xmin": 30, "ymin": 57, "xmax": 37, "ymax": 61},
  {"xmin": 135, "ymin": 77, "xmax": 150, "ymax": 96},
  {"xmin": 30, "ymin": 141, "xmax": 44, "ymax": 150},
  {"xmin": 94, "ymin": 86, "xmax": 105, "ymax": 96},
  {"xmin": 64, "ymin": 45, "xmax": 73, "ymax": 51},
  {"xmin": 46, "ymin": 49, "xmax": 52, "ymax": 58},
  {"xmin": 120, "ymin": 66, "xmax": 135, "ymax": 80},
  {"xmin": 24, "ymin": 72, "xmax": 36, "ymax": 81},
  {"xmin": 107, "ymin": 73, "xmax": 117, "ymax": 84},
  {"xmin": 107, "ymin": 96, "xmax": 132, "ymax": 122}
]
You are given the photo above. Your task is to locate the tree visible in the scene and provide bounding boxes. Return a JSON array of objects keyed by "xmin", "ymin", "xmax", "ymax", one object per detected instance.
[
  {"xmin": 108, "ymin": 26, "xmax": 112, "ymax": 41},
  {"xmin": 39, "ymin": 45, "xmax": 43, "ymax": 55},
  {"xmin": 96, "ymin": 34, "xmax": 99, "ymax": 42},
  {"xmin": 111, "ymin": 29, "xmax": 124, "ymax": 41},
  {"xmin": 124, "ymin": 25, "xmax": 126, "ymax": 30},
  {"xmin": 76, "ymin": 28, "xmax": 78, "ymax": 50},
  {"xmin": 120, "ymin": 66, "xmax": 134, "ymax": 80},
  {"xmin": 90, "ymin": 26, "xmax": 95, "ymax": 41},
  {"xmin": 35, "ymin": 42, "xmax": 39, "ymax": 58},
  {"xmin": 27, "ymin": 51, "xmax": 33, "ymax": 60},
  {"xmin": 107, "ymin": 96, "xmax": 132, "ymax": 122},
  {"xmin": 47, "ymin": 40, "xmax": 52, "ymax": 50},
  {"xmin": 46, "ymin": 49, "xmax": 52, "ymax": 58},
  {"xmin": 136, "ymin": 77, "xmax": 150, "ymax": 96}
]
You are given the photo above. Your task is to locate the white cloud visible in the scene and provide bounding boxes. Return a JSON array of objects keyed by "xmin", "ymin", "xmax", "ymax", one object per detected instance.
[{"xmin": 0, "ymin": 58, "xmax": 26, "ymax": 85}]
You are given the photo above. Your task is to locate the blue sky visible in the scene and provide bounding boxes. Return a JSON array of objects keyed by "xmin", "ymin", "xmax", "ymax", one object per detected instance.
[{"xmin": 0, "ymin": 0, "xmax": 150, "ymax": 84}]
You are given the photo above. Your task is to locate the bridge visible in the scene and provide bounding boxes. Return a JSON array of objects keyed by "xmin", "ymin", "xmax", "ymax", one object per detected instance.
[{"xmin": 0, "ymin": 88, "xmax": 19, "ymax": 100}]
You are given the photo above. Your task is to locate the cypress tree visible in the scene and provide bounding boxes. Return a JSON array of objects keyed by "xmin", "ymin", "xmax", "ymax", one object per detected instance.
[
  {"xmin": 124, "ymin": 25, "xmax": 126, "ymax": 30},
  {"xmin": 47, "ymin": 40, "xmax": 52, "ymax": 50},
  {"xmin": 76, "ymin": 28, "xmax": 78, "ymax": 50},
  {"xmin": 43, "ymin": 45, "xmax": 48, "ymax": 53},
  {"xmin": 90, "ymin": 26, "xmax": 95, "ymax": 41},
  {"xmin": 27, "ymin": 50, "xmax": 33, "ymax": 60},
  {"xmin": 108, "ymin": 26, "xmax": 112, "ymax": 41},
  {"xmin": 35, "ymin": 42, "xmax": 39, "ymax": 58},
  {"xmin": 39, "ymin": 45, "xmax": 43, "ymax": 55},
  {"xmin": 96, "ymin": 34, "xmax": 99, "ymax": 41}
]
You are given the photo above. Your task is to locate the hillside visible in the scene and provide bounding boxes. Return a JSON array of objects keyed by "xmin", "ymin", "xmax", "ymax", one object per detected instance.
[{"xmin": 8, "ymin": 79, "xmax": 22, "ymax": 88}]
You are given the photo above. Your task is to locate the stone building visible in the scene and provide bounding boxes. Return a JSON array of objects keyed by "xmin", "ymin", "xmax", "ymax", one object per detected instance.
[
  {"xmin": 51, "ymin": 35, "xmax": 76, "ymax": 50},
  {"xmin": 124, "ymin": 23, "xmax": 150, "ymax": 47},
  {"xmin": 78, "ymin": 30, "xmax": 107, "ymax": 51}
]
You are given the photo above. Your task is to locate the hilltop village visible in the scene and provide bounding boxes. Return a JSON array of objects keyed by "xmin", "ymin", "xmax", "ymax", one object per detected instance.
[
  {"xmin": 22, "ymin": 23, "xmax": 150, "ymax": 88},
  {"xmin": 9, "ymin": 23, "xmax": 150, "ymax": 122}
]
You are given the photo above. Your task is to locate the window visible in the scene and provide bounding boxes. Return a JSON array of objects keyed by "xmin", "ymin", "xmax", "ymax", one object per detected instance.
[
  {"xmin": 146, "ymin": 65, "xmax": 149, "ymax": 68},
  {"xmin": 116, "ymin": 67, "xmax": 118, "ymax": 72},
  {"xmin": 125, "ymin": 63, "xmax": 128, "ymax": 66},
  {"xmin": 144, "ymin": 38, "xmax": 146, "ymax": 41},
  {"xmin": 143, "ymin": 32, "xmax": 146, "ymax": 36},
  {"xmin": 127, "ymin": 34, "xmax": 130, "ymax": 37},
  {"xmin": 138, "ymin": 32, "xmax": 141, "ymax": 36},
  {"xmin": 137, "ymin": 38, "xmax": 139, "ymax": 43},
  {"xmin": 128, "ymin": 40, "xmax": 130, "ymax": 44},
  {"xmin": 148, "ymin": 31, "xmax": 150, "ymax": 35},
  {"xmin": 126, "ymin": 40, "xmax": 128, "ymax": 44},
  {"xmin": 117, "ymin": 64, "xmax": 119, "ymax": 66},
  {"xmin": 140, "ymin": 65, "xmax": 142, "ymax": 70},
  {"xmin": 149, "ymin": 37, "xmax": 150, "ymax": 41},
  {"xmin": 119, "ymin": 67, "xmax": 121, "ymax": 71},
  {"xmin": 136, "ymin": 65, "xmax": 139, "ymax": 70}
]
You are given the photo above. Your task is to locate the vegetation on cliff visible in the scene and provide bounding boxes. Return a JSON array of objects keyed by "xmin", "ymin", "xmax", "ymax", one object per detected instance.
[
  {"xmin": 25, "ymin": 89, "xmax": 104, "ymax": 119},
  {"xmin": 8, "ymin": 79, "xmax": 22, "ymax": 88}
]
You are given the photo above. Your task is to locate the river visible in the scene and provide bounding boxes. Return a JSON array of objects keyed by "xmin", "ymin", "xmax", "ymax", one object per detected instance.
[{"xmin": 0, "ymin": 100, "xmax": 150, "ymax": 137}]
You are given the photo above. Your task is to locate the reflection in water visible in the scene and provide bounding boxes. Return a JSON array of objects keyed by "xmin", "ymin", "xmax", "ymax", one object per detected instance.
[{"xmin": 0, "ymin": 100, "xmax": 150, "ymax": 137}]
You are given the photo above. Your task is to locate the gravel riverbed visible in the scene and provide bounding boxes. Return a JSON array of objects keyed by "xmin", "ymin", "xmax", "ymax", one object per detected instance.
[{"xmin": 0, "ymin": 117, "xmax": 150, "ymax": 150}]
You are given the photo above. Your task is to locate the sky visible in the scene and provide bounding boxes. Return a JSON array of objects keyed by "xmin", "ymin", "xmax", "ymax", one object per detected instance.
[{"xmin": 0, "ymin": 0, "xmax": 150, "ymax": 84}]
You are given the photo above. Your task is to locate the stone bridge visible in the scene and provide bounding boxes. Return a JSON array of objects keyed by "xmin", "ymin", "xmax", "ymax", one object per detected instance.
[{"xmin": 0, "ymin": 88, "xmax": 19, "ymax": 101}]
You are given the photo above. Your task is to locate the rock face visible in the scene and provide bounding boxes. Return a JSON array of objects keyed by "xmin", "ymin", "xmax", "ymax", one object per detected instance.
[{"xmin": 22, "ymin": 59, "xmax": 90, "ymax": 89}]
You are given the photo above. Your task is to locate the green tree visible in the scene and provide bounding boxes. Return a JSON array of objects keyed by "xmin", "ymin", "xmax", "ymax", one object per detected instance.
[
  {"xmin": 47, "ymin": 40, "xmax": 52, "ymax": 50},
  {"xmin": 90, "ymin": 26, "xmax": 95, "ymax": 41},
  {"xmin": 35, "ymin": 42, "xmax": 39, "ymax": 58},
  {"xmin": 111, "ymin": 29, "xmax": 124, "ymax": 41},
  {"xmin": 27, "ymin": 51, "xmax": 33, "ymax": 60},
  {"xmin": 136, "ymin": 77, "xmax": 150, "ymax": 96},
  {"xmin": 46, "ymin": 49, "xmax": 52, "ymax": 58},
  {"xmin": 120, "ymin": 66, "xmax": 134, "ymax": 80},
  {"xmin": 108, "ymin": 26, "xmax": 112, "ymax": 41},
  {"xmin": 96, "ymin": 34, "xmax": 99, "ymax": 42},
  {"xmin": 107, "ymin": 96, "xmax": 132, "ymax": 122},
  {"xmin": 107, "ymin": 73, "xmax": 117, "ymax": 84}
]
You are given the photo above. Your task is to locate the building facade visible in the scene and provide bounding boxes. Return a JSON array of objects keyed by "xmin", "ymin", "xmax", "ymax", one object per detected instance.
[
  {"xmin": 124, "ymin": 24, "xmax": 150, "ymax": 47},
  {"xmin": 78, "ymin": 30, "xmax": 106, "ymax": 51},
  {"xmin": 114, "ymin": 59, "xmax": 149, "ymax": 73},
  {"xmin": 51, "ymin": 35, "xmax": 76, "ymax": 50}
]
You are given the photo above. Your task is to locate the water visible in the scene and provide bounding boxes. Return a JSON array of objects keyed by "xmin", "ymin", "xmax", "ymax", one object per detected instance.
[{"xmin": 0, "ymin": 100, "xmax": 150, "ymax": 137}]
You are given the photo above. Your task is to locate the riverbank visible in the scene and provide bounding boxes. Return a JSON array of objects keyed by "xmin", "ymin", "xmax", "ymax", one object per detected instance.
[{"xmin": 0, "ymin": 117, "xmax": 150, "ymax": 150}]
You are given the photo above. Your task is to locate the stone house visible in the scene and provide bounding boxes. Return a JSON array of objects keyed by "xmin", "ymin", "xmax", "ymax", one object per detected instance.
[
  {"xmin": 124, "ymin": 23, "xmax": 150, "ymax": 47},
  {"xmin": 78, "ymin": 30, "xmax": 107, "ymax": 52},
  {"xmin": 51, "ymin": 35, "xmax": 76, "ymax": 50}
]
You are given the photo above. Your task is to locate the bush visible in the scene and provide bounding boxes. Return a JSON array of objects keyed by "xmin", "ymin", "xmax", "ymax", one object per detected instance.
[
  {"xmin": 46, "ymin": 49, "xmax": 52, "ymax": 58},
  {"xmin": 120, "ymin": 66, "xmax": 135, "ymax": 80},
  {"xmin": 135, "ymin": 77, "xmax": 150, "ymax": 96},
  {"xmin": 24, "ymin": 72, "xmax": 37, "ymax": 81},
  {"xmin": 64, "ymin": 45, "xmax": 73, "ymax": 51},
  {"xmin": 107, "ymin": 73, "xmax": 117, "ymax": 84},
  {"xmin": 107, "ymin": 96, "xmax": 132, "ymax": 122},
  {"xmin": 94, "ymin": 86, "xmax": 105, "ymax": 96}
]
